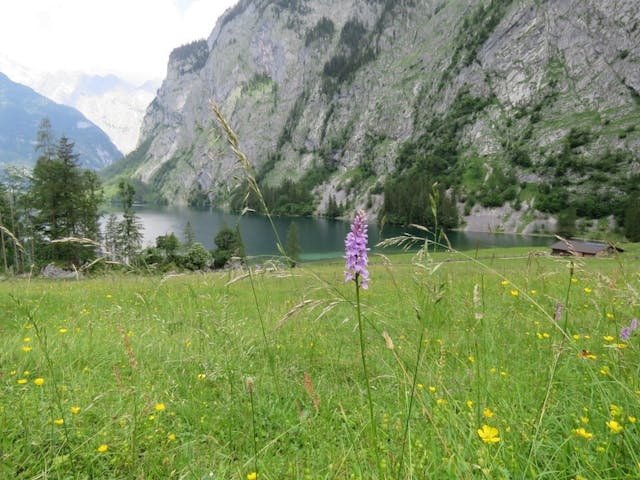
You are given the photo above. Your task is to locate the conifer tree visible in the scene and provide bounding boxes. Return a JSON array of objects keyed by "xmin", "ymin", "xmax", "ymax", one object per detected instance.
[
  {"xmin": 117, "ymin": 181, "xmax": 143, "ymax": 263},
  {"xmin": 183, "ymin": 220, "xmax": 196, "ymax": 247},
  {"xmin": 28, "ymin": 132, "xmax": 103, "ymax": 264},
  {"xmin": 625, "ymin": 199, "xmax": 640, "ymax": 242}
]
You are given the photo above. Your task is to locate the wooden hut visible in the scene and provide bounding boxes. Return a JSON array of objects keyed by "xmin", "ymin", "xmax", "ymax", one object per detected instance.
[{"xmin": 550, "ymin": 240, "xmax": 623, "ymax": 257}]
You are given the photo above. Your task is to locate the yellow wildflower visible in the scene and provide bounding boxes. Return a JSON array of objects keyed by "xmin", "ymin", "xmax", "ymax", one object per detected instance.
[
  {"xmin": 155, "ymin": 403, "xmax": 166, "ymax": 411},
  {"xmin": 168, "ymin": 433, "xmax": 176, "ymax": 441},
  {"xmin": 97, "ymin": 444, "xmax": 108, "ymax": 453},
  {"xmin": 584, "ymin": 287, "xmax": 592, "ymax": 293},
  {"xmin": 628, "ymin": 416, "xmax": 636, "ymax": 423},
  {"xmin": 483, "ymin": 408, "xmax": 494, "ymax": 418},
  {"xmin": 477, "ymin": 425, "xmax": 500, "ymax": 443},
  {"xmin": 22, "ymin": 346, "xmax": 32, "ymax": 352},
  {"xmin": 466, "ymin": 400, "xmax": 473, "ymax": 408},
  {"xmin": 17, "ymin": 379, "xmax": 27, "ymax": 385},
  {"xmin": 34, "ymin": 378, "xmax": 44, "ymax": 386},
  {"xmin": 501, "ymin": 280, "xmax": 510, "ymax": 286},
  {"xmin": 59, "ymin": 328, "xmax": 68, "ymax": 333},
  {"xmin": 573, "ymin": 428, "xmax": 593, "ymax": 440},
  {"xmin": 603, "ymin": 335, "xmax": 614, "ymax": 342},
  {"xmin": 54, "ymin": 419, "xmax": 64, "ymax": 425},
  {"xmin": 247, "ymin": 473, "xmax": 258, "ymax": 480},
  {"xmin": 610, "ymin": 404, "xmax": 623, "ymax": 417},
  {"xmin": 606, "ymin": 420, "xmax": 623, "ymax": 433},
  {"xmin": 510, "ymin": 289, "xmax": 519, "ymax": 296},
  {"xmin": 71, "ymin": 406, "xmax": 81, "ymax": 414}
]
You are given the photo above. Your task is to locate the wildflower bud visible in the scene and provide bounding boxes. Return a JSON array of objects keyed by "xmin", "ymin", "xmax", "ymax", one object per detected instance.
[
  {"xmin": 473, "ymin": 284, "xmax": 481, "ymax": 309},
  {"xmin": 555, "ymin": 302, "xmax": 563, "ymax": 322},
  {"xmin": 246, "ymin": 377, "xmax": 255, "ymax": 394}
]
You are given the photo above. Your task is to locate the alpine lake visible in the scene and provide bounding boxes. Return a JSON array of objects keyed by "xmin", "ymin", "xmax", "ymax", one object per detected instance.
[{"xmin": 124, "ymin": 205, "xmax": 554, "ymax": 261}]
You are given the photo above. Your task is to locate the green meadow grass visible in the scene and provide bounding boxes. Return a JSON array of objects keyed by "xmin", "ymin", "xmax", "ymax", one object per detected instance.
[{"xmin": 1, "ymin": 247, "xmax": 639, "ymax": 479}]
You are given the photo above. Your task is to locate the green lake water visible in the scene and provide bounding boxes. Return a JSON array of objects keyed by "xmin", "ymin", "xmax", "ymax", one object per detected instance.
[{"xmin": 129, "ymin": 205, "xmax": 553, "ymax": 261}]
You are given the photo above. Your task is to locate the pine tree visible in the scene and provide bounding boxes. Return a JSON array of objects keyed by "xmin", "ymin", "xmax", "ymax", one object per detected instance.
[
  {"xmin": 0, "ymin": 183, "xmax": 9, "ymax": 271},
  {"xmin": 28, "ymin": 133, "xmax": 103, "ymax": 264},
  {"xmin": 556, "ymin": 207, "xmax": 577, "ymax": 238},
  {"xmin": 117, "ymin": 181, "xmax": 143, "ymax": 263},
  {"xmin": 103, "ymin": 213, "xmax": 121, "ymax": 261},
  {"xmin": 1, "ymin": 166, "xmax": 30, "ymax": 271},
  {"xmin": 625, "ymin": 199, "xmax": 640, "ymax": 242},
  {"xmin": 183, "ymin": 220, "xmax": 196, "ymax": 247},
  {"xmin": 35, "ymin": 117, "xmax": 55, "ymax": 161}
]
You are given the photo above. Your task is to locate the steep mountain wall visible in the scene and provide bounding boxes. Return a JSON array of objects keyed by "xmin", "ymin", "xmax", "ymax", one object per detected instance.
[{"xmin": 111, "ymin": 0, "xmax": 640, "ymax": 233}]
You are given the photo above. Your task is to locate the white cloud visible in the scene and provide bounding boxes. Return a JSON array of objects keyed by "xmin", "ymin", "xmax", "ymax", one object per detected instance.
[{"xmin": 0, "ymin": 0, "xmax": 237, "ymax": 83}]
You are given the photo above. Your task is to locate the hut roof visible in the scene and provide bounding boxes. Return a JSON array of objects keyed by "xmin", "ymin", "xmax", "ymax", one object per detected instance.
[{"xmin": 549, "ymin": 240, "xmax": 623, "ymax": 255}]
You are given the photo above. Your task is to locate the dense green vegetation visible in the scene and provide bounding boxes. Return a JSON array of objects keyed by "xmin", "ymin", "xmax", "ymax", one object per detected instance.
[
  {"xmin": 0, "ymin": 119, "xmax": 103, "ymax": 270},
  {"xmin": 2, "ymin": 244, "xmax": 639, "ymax": 477},
  {"xmin": 304, "ymin": 17, "xmax": 335, "ymax": 46},
  {"xmin": 382, "ymin": 90, "xmax": 496, "ymax": 227},
  {"xmin": 322, "ymin": 18, "xmax": 376, "ymax": 95},
  {"xmin": 0, "ymin": 119, "xmax": 249, "ymax": 275}
]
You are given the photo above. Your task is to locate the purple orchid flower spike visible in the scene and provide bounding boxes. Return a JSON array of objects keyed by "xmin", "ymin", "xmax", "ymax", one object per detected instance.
[
  {"xmin": 344, "ymin": 210, "xmax": 370, "ymax": 289},
  {"xmin": 620, "ymin": 327, "xmax": 632, "ymax": 341},
  {"xmin": 620, "ymin": 318, "xmax": 638, "ymax": 341}
]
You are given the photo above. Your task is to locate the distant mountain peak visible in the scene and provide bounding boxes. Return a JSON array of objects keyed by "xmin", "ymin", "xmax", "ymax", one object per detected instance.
[
  {"xmin": 0, "ymin": 54, "xmax": 158, "ymax": 154},
  {"xmin": 0, "ymin": 72, "xmax": 122, "ymax": 169}
]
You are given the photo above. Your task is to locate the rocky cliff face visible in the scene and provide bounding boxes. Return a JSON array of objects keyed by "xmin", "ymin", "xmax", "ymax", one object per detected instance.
[{"xmin": 111, "ymin": 0, "xmax": 640, "ymax": 233}]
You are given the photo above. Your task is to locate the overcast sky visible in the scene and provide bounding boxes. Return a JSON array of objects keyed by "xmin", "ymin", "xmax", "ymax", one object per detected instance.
[{"xmin": 0, "ymin": 0, "xmax": 238, "ymax": 83}]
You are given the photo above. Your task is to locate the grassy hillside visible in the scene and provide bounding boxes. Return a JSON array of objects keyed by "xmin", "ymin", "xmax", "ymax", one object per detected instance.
[{"xmin": 2, "ymin": 246, "xmax": 639, "ymax": 478}]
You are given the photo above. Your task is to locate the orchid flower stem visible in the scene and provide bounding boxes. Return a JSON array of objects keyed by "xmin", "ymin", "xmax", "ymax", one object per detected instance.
[{"xmin": 355, "ymin": 275, "xmax": 381, "ymax": 476}]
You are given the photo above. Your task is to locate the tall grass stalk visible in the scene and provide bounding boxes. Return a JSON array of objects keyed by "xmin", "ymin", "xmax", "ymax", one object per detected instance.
[
  {"xmin": 209, "ymin": 100, "xmax": 285, "ymax": 258},
  {"xmin": 398, "ymin": 321, "xmax": 426, "ymax": 477},
  {"xmin": 211, "ymin": 99, "xmax": 290, "ymax": 393},
  {"xmin": 247, "ymin": 377, "xmax": 258, "ymax": 479}
]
